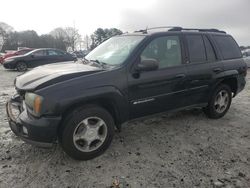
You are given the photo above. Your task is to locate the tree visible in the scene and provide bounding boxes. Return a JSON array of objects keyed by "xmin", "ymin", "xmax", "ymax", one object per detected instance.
[
  {"xmin": 0, "ymin": 22, "xmax": 13, "ymax": 51},
  {"xmin": 50, "ymin": 27, "xmax": 67, "ymax": 50},
  {"xmin": 2, "ymin": 30, "xmax": 41, "ymax": 51},
  {"xmin": 64, "ymin": 27, "xmax": 81, "ymax": 51},
  {"xmin": 82, "ymin": 35, "xmax": 91, "ymax": 50},
  {"xmin": 39, "ymin": 34, "xmax": 56, "ymax": 48},
  {"xmin": 90, "ymin": 28, "xmax": 123, "ymax": 50},
  {"xmin": 50, "ymin": 27, "xmax": 81, "ymax": 51}
]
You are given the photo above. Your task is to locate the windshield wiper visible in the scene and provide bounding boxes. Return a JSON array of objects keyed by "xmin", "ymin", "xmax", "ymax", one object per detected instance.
[
  {"xmin": 89, "ymin": 59, "xmax": 108, "ymax": 68},
  {"xmin": 81, "ymin": 57, "xmax": 90, "ymax": 64}
]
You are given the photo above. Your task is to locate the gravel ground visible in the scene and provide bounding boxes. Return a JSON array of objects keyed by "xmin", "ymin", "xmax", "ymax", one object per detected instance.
[{"xmin": 0, "ymin": 66, "xmax": 250, "ymax": 188}]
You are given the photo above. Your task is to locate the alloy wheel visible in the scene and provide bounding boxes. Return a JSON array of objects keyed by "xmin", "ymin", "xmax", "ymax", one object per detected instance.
[
  {"xmin": 214, "ymin": 90, "xmax": 229, "ymax": 114},
  {"xmin": 73, "ymin": 116, "xmax": 108, "ymax": 152}
]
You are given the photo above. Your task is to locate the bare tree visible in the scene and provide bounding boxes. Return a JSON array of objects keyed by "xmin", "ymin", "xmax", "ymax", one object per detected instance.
[
  {"xmin": 0, "ymin": 22, "xmax": 13, "ymax": 51},
  {"xmin": 51, "ymin": 27, "xmax": 81, "ymax": 51},
  {"xmin": 82, "ymin": 35, "xmax": 91, "ymax": 50},
  {"xmin": 50, "ymin": 27, "xmax": 68, "ymax": 50},
  {"xmin": 63, "ymin": 27, "xmax": 81, "ymax": 51},
  {"xmin": 50, "ymin": 27, "xmax": 66, "ymax": 39}
]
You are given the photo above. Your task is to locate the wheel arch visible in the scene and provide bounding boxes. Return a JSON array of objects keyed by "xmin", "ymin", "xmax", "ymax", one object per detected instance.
[
  {"xmin": 16, "ymin": 60, "xmax": 28, "ymax": 70},
  {"xmin": 213, "ymin": 76, "xmax": 238, "ymax": 97},
  {"xmin": 57, "ymin": 88, "xmax": 129, "ymax": 134}
]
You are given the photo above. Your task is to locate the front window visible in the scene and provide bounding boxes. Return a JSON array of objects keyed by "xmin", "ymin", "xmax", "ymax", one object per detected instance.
[
  {"xmin": 85, "ymin": 35, "xmax": 145, "ymax": 66},
  {"xmin": 32, "ymin": 50, "xmax": 47, "ymax": 56},
  {"xmin": 141, "ymin": 36, "xmax": 182, "ymax": 68}
]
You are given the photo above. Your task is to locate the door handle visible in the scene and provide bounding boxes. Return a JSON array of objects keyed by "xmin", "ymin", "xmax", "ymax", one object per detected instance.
[
  {"xmin": 213, "ymin": 68, "xmax": 222, "ymax": 73},
  {"xmin": 175, "ymin": 74, "xmax": 186, "ymax": 79}
]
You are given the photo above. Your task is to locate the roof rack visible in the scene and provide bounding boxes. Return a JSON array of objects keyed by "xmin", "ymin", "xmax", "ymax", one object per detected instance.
[
  {"xmin": 134, "ymin": 26, "xmax": 226, "ymax": 34},
  {"xmin": 134, "ymin": 26, "xmax": 179, "ymax": 34},
  {"xmin": 169, "ymin": 27, "xmax": 226, "ymax": 33}
]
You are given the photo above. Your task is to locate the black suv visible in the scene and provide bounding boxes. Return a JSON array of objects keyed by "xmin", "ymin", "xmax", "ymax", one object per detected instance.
[
  {"xmin": 3, "ymin": 48, "xmax": 77, "ymax": 71},
  {"xmin": 6, "ymin": 27, "xmax": 247, "ymax": 160}
]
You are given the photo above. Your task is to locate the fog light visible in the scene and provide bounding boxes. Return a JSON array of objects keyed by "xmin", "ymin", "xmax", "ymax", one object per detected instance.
[{"xmin": 22, "ymin": 126, "xmax": 28, "ymax": 135}]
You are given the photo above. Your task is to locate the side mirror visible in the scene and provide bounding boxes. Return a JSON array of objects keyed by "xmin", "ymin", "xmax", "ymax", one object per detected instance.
[{"xmin": 136, "ymin": 59, "xmax": 159, "ymax": 72}]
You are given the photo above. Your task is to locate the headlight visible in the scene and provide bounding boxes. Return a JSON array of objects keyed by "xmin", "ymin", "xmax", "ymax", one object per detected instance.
[{"xmin": 25, "ymin": 92, "xmax": 43, "ymax": 117}]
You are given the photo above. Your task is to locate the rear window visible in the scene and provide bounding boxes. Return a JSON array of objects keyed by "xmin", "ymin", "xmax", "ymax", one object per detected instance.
[
  {"xmin": 213, "ymin": 35, "xmax": 242, "ymax": 60},
  {"xmin": 186, "ymin": 35, "xmax": 206, "ymax": 63}
]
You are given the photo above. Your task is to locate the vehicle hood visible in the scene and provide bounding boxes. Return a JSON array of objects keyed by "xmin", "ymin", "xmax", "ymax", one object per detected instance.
[
  {"xmin": 15, "ymin": 62, "xmax": 102, "ymax": 90},
  {"xmin": 5, "ymin": 54, "xmax": 26, "ymax": 61}
]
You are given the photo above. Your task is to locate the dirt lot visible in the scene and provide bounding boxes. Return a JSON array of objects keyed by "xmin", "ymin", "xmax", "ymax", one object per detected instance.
[{"xmin": 0, "ymin": 66, "xmax": 250, "ymax": 188}]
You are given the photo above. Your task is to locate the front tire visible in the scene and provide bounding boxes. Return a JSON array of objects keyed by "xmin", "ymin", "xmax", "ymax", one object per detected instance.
[
  {"xmin": 204, "ymin": 84, "xmax": 232, "ymax": 119},
  {"xmin": 60, "ymin": 105, "xmax": 115, "ymax": 160},
  {"xmin": 16, "ymin": 62, "xmax": 27, "ymax": 72}
]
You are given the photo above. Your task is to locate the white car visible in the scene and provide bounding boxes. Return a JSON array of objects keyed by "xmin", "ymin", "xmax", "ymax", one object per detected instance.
[{"xmin": 242, "ymin": 50, "xmax": 250, "ymax": 68}]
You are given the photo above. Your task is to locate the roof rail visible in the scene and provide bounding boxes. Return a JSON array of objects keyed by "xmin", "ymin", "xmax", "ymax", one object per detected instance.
[
  {"xmin": 134, "ymin": 26, "xmax": 180, "ymax": 34},
  {"xmin": 169, "ymin": 27, "xmax": 226, "ymax": 33},
  {"xmin": 134, "ymin": 26, "xmax": 226, "ymax": 34}
]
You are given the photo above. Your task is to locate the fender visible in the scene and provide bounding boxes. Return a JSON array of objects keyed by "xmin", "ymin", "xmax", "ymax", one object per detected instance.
[
  {"xmin": 210, "ymin": 69, "xmax": 239, "ymax": 98},
  {"xmin": 40, "ymin": 85, "xmax": 129, "ymax": 129}
]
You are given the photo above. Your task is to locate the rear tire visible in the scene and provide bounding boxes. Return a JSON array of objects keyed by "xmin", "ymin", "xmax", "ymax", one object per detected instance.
[
  {"xmin": 16, "ymin": 62, "xmax": 27, "ymax": 72},
  {"xmin": 203, "ymin": 84, "xmax": 232, "ymax": 119},
  {"xmin": 59, "ymin": 105, "xmax": 115, "ymax": 160}
]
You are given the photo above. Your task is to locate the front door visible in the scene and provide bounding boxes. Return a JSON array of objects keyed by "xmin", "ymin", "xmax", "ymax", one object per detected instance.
[{"xmin": 128, "ymin": 35, "xmax": 188, "ymax": 119}]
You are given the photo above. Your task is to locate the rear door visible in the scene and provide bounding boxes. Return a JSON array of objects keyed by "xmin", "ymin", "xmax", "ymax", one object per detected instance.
[
  {"xmin": 28, "ymin": 50, "xmax": 48, "ymax": 68},
  {"xmin": 46, "ymin": 49, "xmax": 63, "ymax": 64},
  {"xmin": 184, "ymin": 34, "xmax": 223, "ymax": 105}
]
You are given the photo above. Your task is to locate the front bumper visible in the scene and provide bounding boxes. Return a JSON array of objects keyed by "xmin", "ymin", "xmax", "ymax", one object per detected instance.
[
  {"xmin": 3, "ymin": 62, "xmax": 16, "ymax": 69},
  {"xmin": 235, "ymin": 75, "xmax": 246, "ymax": 96},
  {"xmin": 6, "ymin": 94, "xmax": 61, "ymax": 147}
]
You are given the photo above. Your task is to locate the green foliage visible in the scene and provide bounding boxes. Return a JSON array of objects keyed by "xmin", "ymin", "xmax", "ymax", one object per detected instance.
[{"xmin": 90, "ymin": 28, "xmax": 123, "ymax": 50}]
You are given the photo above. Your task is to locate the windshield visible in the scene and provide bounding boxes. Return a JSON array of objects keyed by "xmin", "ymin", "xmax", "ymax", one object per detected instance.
[{"xmin": 85, "ymin": 35, "xmax": 145, "ymax": 66}]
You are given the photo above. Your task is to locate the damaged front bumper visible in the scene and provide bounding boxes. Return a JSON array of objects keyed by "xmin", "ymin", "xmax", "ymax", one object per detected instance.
[{"xmin": 6, "ymin": 94, "xmax": 61, "ymax": 148}]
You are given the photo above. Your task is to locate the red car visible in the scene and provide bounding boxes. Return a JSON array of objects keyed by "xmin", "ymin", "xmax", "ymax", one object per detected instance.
[{"xmin": 0, "ymin": 48, "xmax": 34, "ymax": 64}]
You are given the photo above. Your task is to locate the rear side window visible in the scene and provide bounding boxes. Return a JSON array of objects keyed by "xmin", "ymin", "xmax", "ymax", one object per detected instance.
[
  {"xmin": 203, "ymin": 36, "xmax": 216, "ymax": 61},
  {"xmin": 213, "ymin": 35, "xmax": 242, "ymax": 60},
  {"xmin": 48, "ymin": 50, "xmax": 59, "ymax": 56},
  {"xmin": 186, "ymin": 35, "xmax": 206, "ymax": 63}
]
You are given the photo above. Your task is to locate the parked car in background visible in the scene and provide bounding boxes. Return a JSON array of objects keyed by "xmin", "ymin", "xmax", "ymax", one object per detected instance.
[
  {"xmin": 0, "ymin": 48, "xmax": 34, "ymax": 64},
  {"xmin": 3, "ymin": 48, "xmax": 77, "ymax": 71},
  {"xmin": 0, "ymin": 52, "xmax": 5, "ymax": 56},
  {"xmin": 242, "ymin": 50, "xmax": 250, "ymax": 68}
]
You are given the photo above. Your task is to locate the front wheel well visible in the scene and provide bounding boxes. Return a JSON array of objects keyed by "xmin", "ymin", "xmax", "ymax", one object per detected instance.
[{"xmin": 59, "ymin": 99, "xmax": 122, "ymax": 133}]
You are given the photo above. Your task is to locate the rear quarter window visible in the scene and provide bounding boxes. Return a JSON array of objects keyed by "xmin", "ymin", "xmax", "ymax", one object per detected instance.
[{"xmin": 213, "ymin": 35, "xmax": 242, "ymax": 60}]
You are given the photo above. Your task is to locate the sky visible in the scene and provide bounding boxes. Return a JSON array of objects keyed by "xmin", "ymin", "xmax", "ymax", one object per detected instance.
[{"xmin": 0, "ymin": 0, "xmax": 249, "ymax": 45}]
